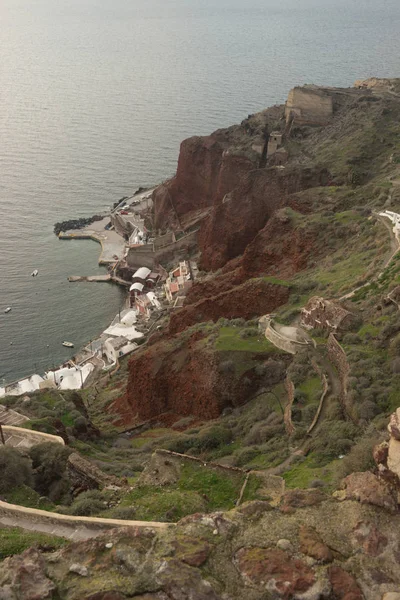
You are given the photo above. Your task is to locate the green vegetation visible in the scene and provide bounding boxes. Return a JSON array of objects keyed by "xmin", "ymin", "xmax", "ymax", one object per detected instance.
[
  {"xmin": 215, "ymin": 326, "xmax": 277, "ymax": 353},
  {"xmin": 282, "ymin": 456, "xmax": 338, "ymax": 490},
  {"xmin": 297, "ymin": 377, "xmax": 323, "ymax": 405},
  {"xmin": 0, "ymin": 528, "xmax": 66, "ymax": 560},
  {"xmin": 106, "ymin": 460, "xmax": 250, "ymax": 522},
  {"xmin": 116, "ymin": 487, "xmax": 206, "ymax": 522},
  {"xmin": 0, "ymin": 447, "xmax": 33, "ymax": 494},
  {"xmin": 3, "ymin": 485, "xmax": 54, "ymax": 511},
  {"xmin": 262, "ymin": 276, "xmax": 291, "ymax": 287},
  {"xmin": 178, "ymin": 461, "xmax": 244, "ymax": 510}
]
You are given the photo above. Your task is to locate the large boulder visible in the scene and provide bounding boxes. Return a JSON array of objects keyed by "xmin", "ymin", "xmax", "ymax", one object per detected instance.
[
  {"xmin": 387, "ymin": 408, "xmax": 400, "ymax": 480},
  {"xmin": 0, "ymin": 548, "xmax": 56, "ymax": 600},
  {"xmin": 337, "ymin": 471, "xmax": 398, "ymax": 513}
]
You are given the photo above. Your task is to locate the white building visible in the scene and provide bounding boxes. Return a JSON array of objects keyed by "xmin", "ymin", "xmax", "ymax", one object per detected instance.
[
  {"xmin": 44, "ymin": 364, "xmax": 94, "ymax": 390},
  {"xmin": 103, "ymin": 337, "xmax": 137, "ymax": 365}
]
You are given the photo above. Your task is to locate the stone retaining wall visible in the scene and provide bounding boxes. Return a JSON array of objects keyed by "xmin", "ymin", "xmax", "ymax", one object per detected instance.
[
  {"xmin": 263, "ymin": 321, "xmax": 309, "ymax": 355},
  {"xmin": 3, "ymin": 426, "xmax": 65, "ymax": 447},
  {"xmin": 0, "ymin": 500, "xmax": 171, "ymax": 534},
  {"xmin": 327, "ymin": 333, "xmax": 352, "ymax": 419},
  {"xmin": 284, "ymin": 376, "xmax": 296, "ymax": 436}
]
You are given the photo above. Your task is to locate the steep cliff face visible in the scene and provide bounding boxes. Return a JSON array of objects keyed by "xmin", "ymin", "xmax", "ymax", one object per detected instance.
[
  {"xmin": 169, "ymin": 279, "xmax": 290, "ymax": 335},
  {"xmin": 198, "ymin": 166, "xmax": 330, "ymax": 271},
  {"xmin": 181, "ymin": 209, "xmax": 318, "ymax": 314},
  {"xmin": 153, "ymin": 135, "xmax": 226, "ymax": 230},
  {"xmin": 240, "ymin": 209, "xmax": 317, "ymax": 278},
  {"xmin": 152, "ymin": 106, "xmax": 283, "ymax": 231},
  {"xmin": 113, "ymin": 330, "xmax": 284, "ymax": 424}
]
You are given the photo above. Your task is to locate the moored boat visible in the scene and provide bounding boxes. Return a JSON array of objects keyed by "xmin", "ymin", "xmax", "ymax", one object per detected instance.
[
  {"xmin": 62, "ymin": 341, "xmax": 74, "ymax": 348},
  {"xmin": 4, "ymin": 307, "xmax": 11, "ymax": 314}
]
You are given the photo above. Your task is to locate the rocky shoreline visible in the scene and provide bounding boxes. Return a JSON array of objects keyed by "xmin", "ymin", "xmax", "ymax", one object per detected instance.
[{"xmin": 53, "ymin": 215, "xmax": 105, "ymax": 236}]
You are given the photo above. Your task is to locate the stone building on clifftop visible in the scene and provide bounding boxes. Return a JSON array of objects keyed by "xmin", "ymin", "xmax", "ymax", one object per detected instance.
[
  {"xmin": 301, "ymin": 297, "xmax": 358, "ymax": 332},
  {"xmin": 285, "ymin": 86, "xmax": 334, "ymax": 126}
]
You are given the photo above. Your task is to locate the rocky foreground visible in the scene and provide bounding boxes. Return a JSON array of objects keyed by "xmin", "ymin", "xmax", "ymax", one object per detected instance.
[
  {"xmin": 0, "ymin": 491, "xmax": 399, "ymax": 600},
  {"xmin": 2, "ymin": 410, "xmax": 400, "ymax": 600}
]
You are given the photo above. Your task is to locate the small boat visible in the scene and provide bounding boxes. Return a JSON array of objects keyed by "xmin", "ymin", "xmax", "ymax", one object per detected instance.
[
  {"xmin": 31, "ymin": 269, "xmax": 39, "ymax": 277},
  {"xmin": 62, "ymin": 341, "xmax": 74, "ymax": 348},
  {"xmin": 4, "ymin": 307, "xmax": 11, "ymax": 314}
]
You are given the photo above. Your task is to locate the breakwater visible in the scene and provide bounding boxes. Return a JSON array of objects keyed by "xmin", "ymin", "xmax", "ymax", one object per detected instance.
[{"xmin": 54, "ymin": 215, "xmax": 105, "ymax": 236}]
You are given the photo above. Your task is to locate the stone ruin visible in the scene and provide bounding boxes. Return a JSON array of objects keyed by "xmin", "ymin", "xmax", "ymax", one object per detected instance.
[
  {"xmin": 285, "ymin": 86, "xmax": 333, "ymax": 126},
  {"xmin": 66, "ymin": 452, "xmax": 124, "ymax": 496},
  {"xmin": 301, "ymin": 296, "xmax": 358, "ymax": 332}
]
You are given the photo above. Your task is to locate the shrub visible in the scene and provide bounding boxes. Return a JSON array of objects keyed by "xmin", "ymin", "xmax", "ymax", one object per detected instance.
[
  {"xmin": 342, "ymin": 333, "xmax": 361, "ymax": 345},
  {"xmin": 294, "ymin": 389, "xmax": 306, "ymax": 402},
  {"xmin": 309, "ymin": 420, "xmax": 360, "ymax": 465},
  {"xmin": 0, "ymin": 448, "xmax": 33, "ymax": 494},
  {"xmin": 334, "ymin": 431, "xmax": 380, "ymax": 484},
  {"xmin": 164, "ymin": 434, "xmax": 195, "ymax": 455},
  {"xmin": 244, "ymin": 423, "xmax": 283, "ymax": 446},
  {"xmin": 219, "ymin": 360, "xmax": 235, "ymax": 375},
  {"xmin": 357, "ymin": 400, "xmax": 379, "ymax": 421},
  {"xmin": 29, "ymin": 443, "xmax": 72, "ymax": 498},
  {"xmin": 254, "ymin": 364, "xmax": 267, "ymax": 377},
  {"xmin": 235, "ymin": 447, "xmax": 260, "ymax": 467},
  {"xmin": 67, "ymin": 489, "xmax": 106, "ymax": 516},
  {"xmin": 310, "ymin": 479, "xmax": 325, "ymax": 488},
  {"xmin": 73, "ymin": 416, "xmax": 88, "ymax": 432},
  {"xmin": 231, "ymin": 318, "xmax": 246, "ymax": 326},
  {"xmin": 69, "ymin": 497, "xmax": 105, "ymax": 516},
  {"xmin": 108, "ymin": 506, "xmax": 137, "ymax": 520},
  {"xmin": 239, "ymin": 327, "xmax": 259, "ymax": 338},
  {"xmin": 195, "ymin": 426, "xmax": 232, "ymax": 452}
]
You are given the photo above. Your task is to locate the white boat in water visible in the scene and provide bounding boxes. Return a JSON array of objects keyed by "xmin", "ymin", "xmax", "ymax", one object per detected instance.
[
  {"xmin": 62, "ymin": 341, "xmax": 74, "ymax": 348},
  {"xmin": 31, "ymin": 269, "xmax": 39, "ymax": 277},
  {"xmin": 4, "ymin": 307, "xmax": 11, "ymax": 314}
]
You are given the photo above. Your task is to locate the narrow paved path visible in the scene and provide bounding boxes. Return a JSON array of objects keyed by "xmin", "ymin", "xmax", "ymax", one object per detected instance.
[{"xmin": 0, "ymin": 501, "xmax": 172, "ymax": 541}]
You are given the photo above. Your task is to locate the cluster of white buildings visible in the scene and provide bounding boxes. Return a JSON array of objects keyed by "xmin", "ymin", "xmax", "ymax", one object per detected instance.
[{"xmin": 0, "ymin": 249, "xmax": 196, "ymax": 399}]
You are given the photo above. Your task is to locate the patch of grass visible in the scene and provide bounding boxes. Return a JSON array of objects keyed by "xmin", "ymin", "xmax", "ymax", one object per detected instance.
[
  {"xmin": 357, "ymin": 323, "xmax": 379, "ymax": 339},
  {"xmin": 334, "ymin": 210, "xmax": 363, "ymax": 224},
  {"xmin": 262, "ymin": 276, "xmax": 291, "ymax": 287},
  {"xmin": 117, "ymin": 486, "xmax": 207, "ymax": 522},
  {"xmin": 298, "ymin": 377, "xmax": 323, "ymax": 405},
  {"xmin": 241, "ymin": 473, "xmax": 263, "ymax": 503},
  {"xmin": 215, "ymin": 327, "xmax": 278, "ymax": 353},
  {"xmin": 3, "ymin": 485, "xmax": 55, "ymax": 511},
  {"xmin": 178, "ymin": 461, "xmax": 245, "ymax": 511},
  {"xmin": 282, "ymin": 455, "xmax": 339, "ymax": 490},
  {"xmin": 0, "ymin": 527, "xmax": 66, "ymax": 559}
]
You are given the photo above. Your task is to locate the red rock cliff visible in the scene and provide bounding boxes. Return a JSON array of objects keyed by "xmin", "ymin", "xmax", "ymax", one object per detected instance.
[
  {"xmin": 198, "ymin": 166, "xmax": 330, "ymax": 271},
  {"xmin": 113, "ymin": 331, "xmax": 286, "ymax": 424},
  {"xmin": 169, "ymin": 279, "xmax": 290, "ymax": 335},
  {"xmin": 153, "ymin": 135, "xmax": 255, "ymax": 230}
]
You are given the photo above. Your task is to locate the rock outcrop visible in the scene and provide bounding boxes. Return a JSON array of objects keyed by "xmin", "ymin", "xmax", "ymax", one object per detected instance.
[
  {"xmin": 3, "ymin": 493, "xmax": 400, "ymax": 599},
  {"xmin": 169, "ymin": 278, "xmax": 290, "ymax": 335},
  {"xmin": 198, "ymin": 166, "xmax": 330, "ymax": 272},
  {"xmin": 152, "ymin": 106, "xmax": 283, "ymax": 231},
  {"xmin": 113, "ymin": 329, "xmax": 286, "ymax": 425},
  {"xmin": 388, "ymin": 408, "xmax": 400, "ymax": 480},
  {"xmin": 373, "ymin": 408, "xmax": 400, "ymax": 487},
  {"xmin": 67, "ymin": 453, "xmax": 123, "ymax": 495}
]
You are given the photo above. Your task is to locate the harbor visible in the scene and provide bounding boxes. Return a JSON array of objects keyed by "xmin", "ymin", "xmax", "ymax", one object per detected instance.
[{"xmin": 0, "ymin": 185, "xmax": 198, "ymax": 400}]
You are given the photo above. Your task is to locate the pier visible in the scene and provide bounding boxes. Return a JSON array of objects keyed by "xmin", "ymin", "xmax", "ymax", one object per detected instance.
[
  {"xmin": 67, "ymin": 274, "xmax": 130, "ymax": 287},
  {"xmin": 68, "ymin": 275, "xmax": 111, "ymax": 283}
]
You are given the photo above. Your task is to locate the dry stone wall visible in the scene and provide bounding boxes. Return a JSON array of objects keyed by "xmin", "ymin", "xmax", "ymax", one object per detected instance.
[
  {"xmin": 327, "ymin": 333, "xmax": 352, "ymax": 419},
  {"xmin": 284, "ymin": 376, "xmax": 296, "ymax": 436}
]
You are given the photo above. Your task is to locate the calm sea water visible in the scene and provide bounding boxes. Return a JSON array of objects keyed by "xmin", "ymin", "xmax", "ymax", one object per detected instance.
[{"xmin": 1, "ymin": 0, "xmax": 400, "ymax": 382}]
